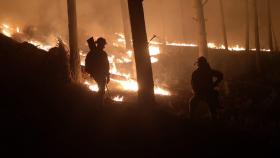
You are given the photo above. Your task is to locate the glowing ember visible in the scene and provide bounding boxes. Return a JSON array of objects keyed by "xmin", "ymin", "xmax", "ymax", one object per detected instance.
[{"xmin": 113, "ymin": 95, "xmax": 124, "ymax": 102}]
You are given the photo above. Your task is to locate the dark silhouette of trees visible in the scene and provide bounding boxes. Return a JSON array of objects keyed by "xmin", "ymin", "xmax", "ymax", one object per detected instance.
[
  {"xmin": 273, "ymin": 29, "xmax": 279, "ymax": 51},
  {"xmin": 266, "ymin": 0, "xmax": 273, "ymax": 51},
  {"xmin": 67, "ymin": 0, "xmax": 81, "ymax": 82},
  {"xmin": 127, "ymin": 0, "xmax": 155, "ymax": 103},
  {"xmin": 245, "ymin": 0, "xmax": 250, "ymax": 52},
  {"xmin": 253, "ymin": 0, "xmax": 261, "ymax": 73}
]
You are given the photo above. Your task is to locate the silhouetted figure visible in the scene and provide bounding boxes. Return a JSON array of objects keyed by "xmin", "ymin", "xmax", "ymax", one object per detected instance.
[
  {"xmin": 189, "ymin": 57, "xmax": 223, "ymax": 120},
  {"xmin": 85, "ymin": 37, "xmax": 110, "ymax": 104}
]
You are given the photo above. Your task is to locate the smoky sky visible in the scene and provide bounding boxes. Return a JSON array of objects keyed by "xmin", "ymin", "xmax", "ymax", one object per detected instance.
[{"xmin": 0, "ymin": 0, "xmax": 279, "ymax": 49}]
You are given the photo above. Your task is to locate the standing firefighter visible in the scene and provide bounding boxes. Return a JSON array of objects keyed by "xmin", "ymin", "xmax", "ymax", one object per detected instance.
[
  {"xmin": 85, "ymin": 37, "xmax": 110, "ymax": 103},
  {"xmin": 189, "ymin": 57, "xmax": 223, "ymax": 120}
]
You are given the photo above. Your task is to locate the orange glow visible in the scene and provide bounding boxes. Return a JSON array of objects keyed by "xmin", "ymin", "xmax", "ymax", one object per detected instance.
[{"xmin": 4, "ymin": 23, "xmax": 273, "ymax": 99}]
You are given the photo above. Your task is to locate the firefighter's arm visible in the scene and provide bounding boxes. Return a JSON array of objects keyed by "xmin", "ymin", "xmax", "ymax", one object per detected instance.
[{"xmin": 212, "ymin": 70, "xmax": 223, "ymax": 87}]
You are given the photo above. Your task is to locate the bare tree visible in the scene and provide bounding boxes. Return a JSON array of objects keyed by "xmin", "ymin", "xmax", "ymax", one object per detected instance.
[
  {"xmin": 194, "ymin": 0, "xmax": 208, "ymax": 58},
  {"xmin": 266, "ymin": 0, "xmax": 273, "ymax": 51},
  {"xmin": 252, "ymin": 0, "xmax": 261, "ymax": 73},
  {"xmin": 272, "ymin": 28, "xmax": 279, "ymax": 52},
  {"xmin": 120, "ymin": 0, "xmax": 132, "ymax": 51},
  {"xmin": 127, "ymin": 0, "xmax": 155, "ymax": 103},
  {"xmin": 245, "ymin": 0, "xmax": 250, "ymax": 52},
  {"xmin": 180, "ymin": 0, "xmax": 188, "ymax": 43},
  {"xmin": 219, "ymin": 0, "xmax": 228, "ymax": 50},
  {"xmin": 160, "ymin": 0, "xmax": 167, "ymax": 46},
  {"xmin": 67, "ymin": 0, "xmax": 81, "ymax": 82},
  {"xmin": 120, "ymin": 0, "xmax": 136, "ymax": 78}
]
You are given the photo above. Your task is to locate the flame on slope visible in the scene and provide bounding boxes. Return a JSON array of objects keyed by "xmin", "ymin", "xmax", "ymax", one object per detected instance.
[
  {"xmin": 113, "ymin": 95, "xmax": 124, "ymax": 102},
  {"xmin": 1, "ymin": 23, "xmax": 13, "ymax": 37},
  {"xmin": 1, "ymin": 23, "xmax": 56, "ymax": 51},
  {"xmin": 6, "ymin": 24, "xmax": 273, "ymax": 100}
]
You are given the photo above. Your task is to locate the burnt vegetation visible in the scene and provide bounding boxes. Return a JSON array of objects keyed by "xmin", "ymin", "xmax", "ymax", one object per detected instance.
[{"xmin": 1, "ymin": 33, "xmax": 280, "ymax": 157}]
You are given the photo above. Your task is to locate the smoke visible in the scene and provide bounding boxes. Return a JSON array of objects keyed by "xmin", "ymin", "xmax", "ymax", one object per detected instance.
[{"xmin": 0, "ymin": 0, "xmax": 279, "ymax": 48}]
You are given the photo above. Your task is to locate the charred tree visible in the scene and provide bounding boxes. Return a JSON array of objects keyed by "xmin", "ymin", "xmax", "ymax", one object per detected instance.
[
  {"xmin": 127, "ymin": 0, "xmax": 155, "ymax": 103},
  {"xmin": 272, "ymin": 28, "xmax": 279, "ymax": 52},
  {"xmin": 160, "ymin": 0, "xmax": 167, "ymax": 48},
  {"xmin": 245, "ymin": 0, "xmax": 250, "ymax": 52},
  {"xmin": 253, "ymin": 0, "xmax": 261, "ymax": 73},
  {"xmin": 219, "ymin": 0, "xmax": 228, "ymax": 50},
  {"xmin": 194, "ymin": 0, "xmax": 208, "ymax": 58},
  {"xmin": 67, "ymin": 0, "xmax": 81, "ymax": 82},
  {"xmin": 266, "ymin": 0, "xmax": 273, "ymax": 51},
  {"xmin": 120, "ymin": 0, "xmax": 136, "ymax": 78},
  {"xmin": 180, "ymin": 0, "xmax": 188, "ymax": 43},
  {"xmin": 120, "ymin": 0, "xmax": 132, "ymax": 50}
]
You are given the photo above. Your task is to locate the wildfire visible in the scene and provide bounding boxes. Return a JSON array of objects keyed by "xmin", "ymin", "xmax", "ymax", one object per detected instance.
[
  {"xmin": 4, "ymin": 23, "xmax": 273, "ymax": 102},
  {"xmin": 28, "ymin": 40, "xmax": 53, "ymax": 51},
  {"xmin": 1, "ymin": 23, "xmax": 13, "ymax": 37},
  {"xmin": 1, "ymin": 23, "xmax": 56, "ymax": 51},
  {"xmin": 113, "ymin": 95, "xmax": 124, "ymax": 102}
]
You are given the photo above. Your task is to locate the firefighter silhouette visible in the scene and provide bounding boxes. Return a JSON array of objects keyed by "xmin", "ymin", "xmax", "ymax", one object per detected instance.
[
  {"xmin": 189, "ymin": 56, "xmax": 223, "ymax": 120},
  {"xmin": 85, "ymin": 37, "xmax": 110, "ymax": 104}
]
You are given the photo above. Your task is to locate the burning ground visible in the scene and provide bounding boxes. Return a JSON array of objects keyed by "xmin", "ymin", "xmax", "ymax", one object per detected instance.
[{"xmin": 1, "ymin": 31, "xmax": 280, "ymax": 157}]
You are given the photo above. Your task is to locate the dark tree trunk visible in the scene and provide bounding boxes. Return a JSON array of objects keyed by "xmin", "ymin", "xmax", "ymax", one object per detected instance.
[
  {"xmin": 253, "ymin": 0, "xmax": 261, "ymax": 73},
  {"xmin": 127, "ymin": 0, "xmax": 155, "ymax": 103},
  {"xmin": 67, "ymin": 0, "xmax": 81, "ymax": 82},
  {"xmin": 267, "ymin": 0, "xmax": 273, "ymax": 51},
  {"xmin": 160, "ymin": 0, "xmax": 167, "ymax": 48},
  {"xmin": 219, "ymin": 0, "xmax": 228, "ymax": 50},
  {"xmin": 120, "ymin": 0, "xmax": 132, "ymax": 50},
  {"xmin": 245, "ymin": 0, "xmax": 250, "ymax": 52},
  {"xmin": 194, "ymin": 0, "xmax": 208, "ymax": 58},
  {"xmin": 272, "ymin": 28, "xmax": 279, "ymax": 52}
]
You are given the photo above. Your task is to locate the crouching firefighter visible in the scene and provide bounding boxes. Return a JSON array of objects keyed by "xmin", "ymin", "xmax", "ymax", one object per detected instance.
[
  {"xmin": 189, "ymin": 56, "xmax": 223, "ymax": 120},
  {"xmin": 85, "ymin": 37, "xmax": 110, "ymax": 104}
]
